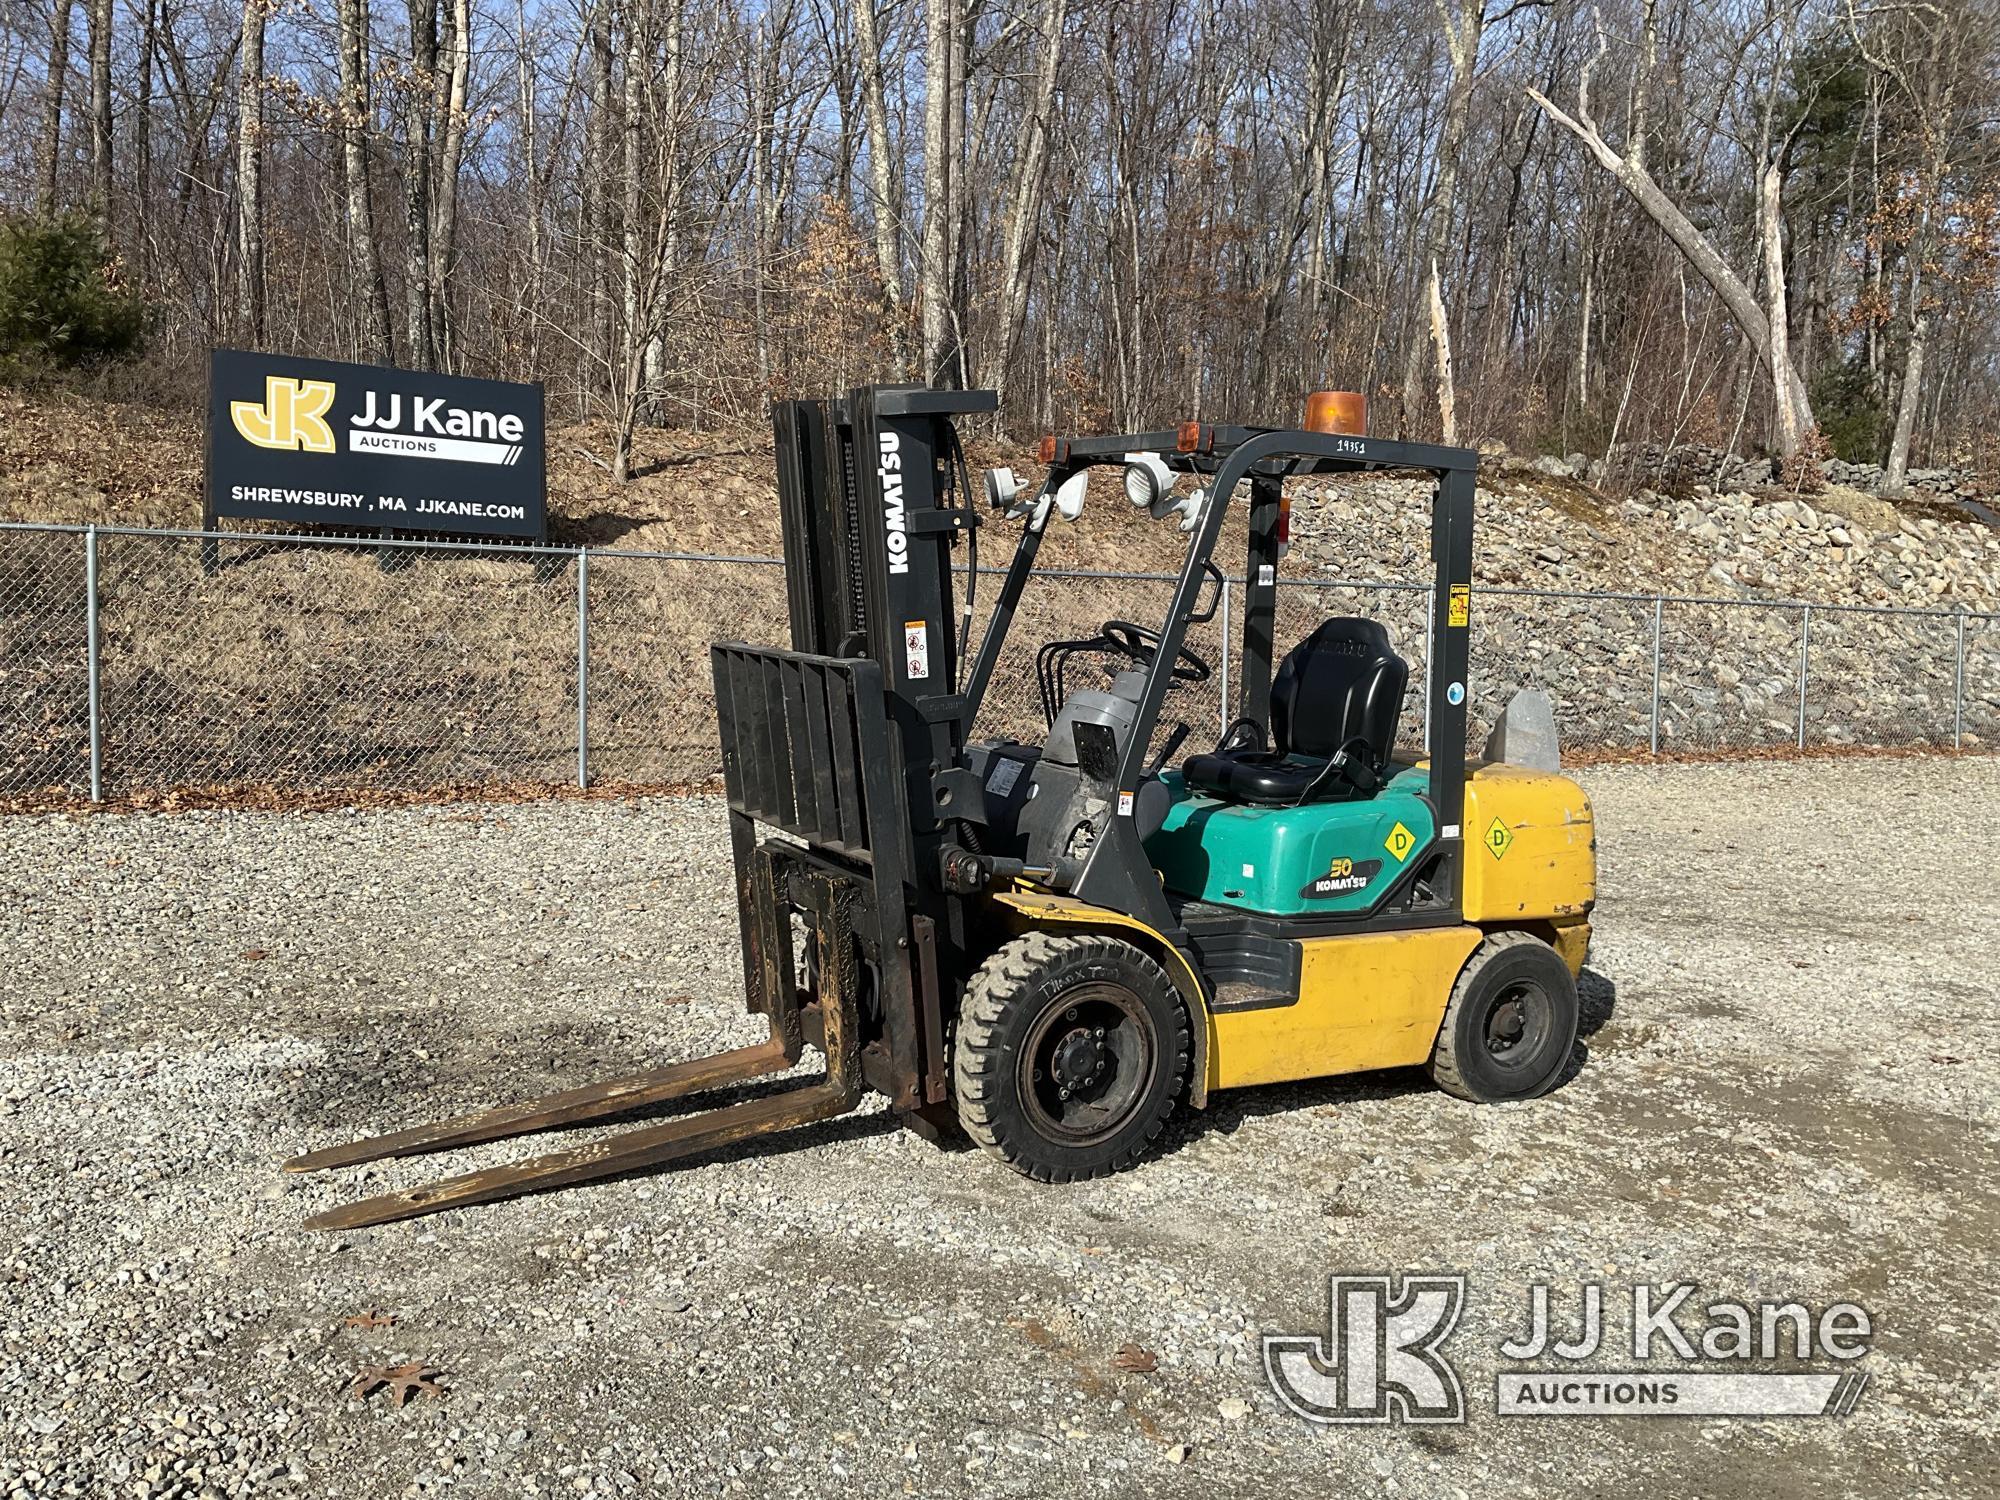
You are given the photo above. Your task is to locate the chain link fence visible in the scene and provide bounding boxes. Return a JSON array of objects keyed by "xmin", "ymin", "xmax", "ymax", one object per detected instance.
[{"xmin": 0, "ymin": 521, "xmax": 1993, "ymax": 803}]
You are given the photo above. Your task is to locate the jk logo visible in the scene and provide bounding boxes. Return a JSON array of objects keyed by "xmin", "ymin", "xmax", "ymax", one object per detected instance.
[
  {"xmin": 1264, "ymin": 1274, "xmax": 1466, "ymax": 1424},
  {"xmin": 230, "ymin": 376, "xmax": 337, "ymax": 453}
]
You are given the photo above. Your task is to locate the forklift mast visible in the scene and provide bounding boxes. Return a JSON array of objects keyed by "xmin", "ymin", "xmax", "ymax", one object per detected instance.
[{"xmin": 753, "ymin": 385, "xmax": 1000, "ymax": 1109}]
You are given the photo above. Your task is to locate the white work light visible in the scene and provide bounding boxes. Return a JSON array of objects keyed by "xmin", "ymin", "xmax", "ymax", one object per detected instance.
[
  {"xmin": 984, "ymin": 466, "xmax": 1020, "ymax": 513},
  {"xmin": 1122, "ymin": 452, "xmax": 1176, "ymax": 516}
]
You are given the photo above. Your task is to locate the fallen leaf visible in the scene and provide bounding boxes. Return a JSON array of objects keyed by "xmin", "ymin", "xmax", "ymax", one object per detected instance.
[
  {"xmin": 1112, "ymin": 1343, "xmax": 1158, "ymax": 1374},
  {"xmin": 1930, "ymin": 1054, "xmax": 1964, "ymax": 1065},
  {"xmin": 349, "ymin": 1361, "xmax": 446, "ymax": 1409},
  {"xmin": 240, "ymin": 948, "xmax": 269, "ymax": 961},
  {"xmin": 342, "ymin": 1310, "xmax": 396, "ymax": 1330}
]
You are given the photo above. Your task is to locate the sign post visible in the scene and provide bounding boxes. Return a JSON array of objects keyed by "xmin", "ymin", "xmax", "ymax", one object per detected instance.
[{"xmin": 204, "ymin": 349, "xmax": 549, "ymax": 544}]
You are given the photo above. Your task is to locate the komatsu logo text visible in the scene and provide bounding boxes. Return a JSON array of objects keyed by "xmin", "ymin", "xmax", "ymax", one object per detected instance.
[{"xmin": 878, "ymin": 431, "xmax": 909, "ymax": 575}]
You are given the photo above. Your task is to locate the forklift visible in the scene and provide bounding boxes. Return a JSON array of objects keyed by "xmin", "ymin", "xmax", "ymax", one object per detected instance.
[{"xmin": 288, "ymin": 386, "xmax": 1596, "ymax": 1227}]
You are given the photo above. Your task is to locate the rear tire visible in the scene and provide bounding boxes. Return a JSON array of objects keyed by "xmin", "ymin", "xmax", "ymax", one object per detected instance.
[
  {"xmin": 1428, "ymin": 931, "xmax": 1579, "ymax": 1102},
  {"xmin": 953, "ymin": 932, "xmax": 1190, "ymax": 1182}
]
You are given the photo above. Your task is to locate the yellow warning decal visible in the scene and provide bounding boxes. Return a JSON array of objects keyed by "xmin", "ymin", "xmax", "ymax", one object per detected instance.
[
  {"xmin": 1448, "ymin": 585, "xmax": 1471, "ymax": 628},
  {"xmin": 1385, "ymin": 821, "xmax": 1417, "ymax": 862},
  {"xmin": 1484, "ymin": 816, "xmax": 1514, "ymax": 860}
]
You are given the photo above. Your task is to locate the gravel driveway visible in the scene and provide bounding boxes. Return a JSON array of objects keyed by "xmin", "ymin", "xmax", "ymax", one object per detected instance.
[{"xmin": 2, "ymin": 757, "xmax": 1994, "ymax": 1499}]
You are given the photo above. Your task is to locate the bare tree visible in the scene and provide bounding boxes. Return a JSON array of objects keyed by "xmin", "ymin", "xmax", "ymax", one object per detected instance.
[
  {"xmin": 86, "ymin": 0, "xmax": 110, "ymax": 214},
  {"xmin": 850, "ymin": 0, "xmax": 910, "ymax": 377},
  {"xmin": 337, "ymin": 0, "xmax": 395, "ymax": 363},
  {"xmin": 1398, "ymin": 0, "xmax": 1491, "ymax": 437},
  {"xmin": 235, "ymin": 0, "xmax": 266, "ymax": 342},
  {"xmin": 431, "ymin": 0, "xmax": 472, "ymax": 367},
  {"xmin": 919, "ymin": 0, "xmax": 956, "ymax": 383},
  {"xmin": 38, "ymin": 0, "xmax": 73, "ymax": 212},
  {"xmin": 984, "ymin": 0, "xmax": 1064, "ymax": 412},
  {"xmin": 1527, "ymin": 14, "xmax": 1816, "ymax": 455}
]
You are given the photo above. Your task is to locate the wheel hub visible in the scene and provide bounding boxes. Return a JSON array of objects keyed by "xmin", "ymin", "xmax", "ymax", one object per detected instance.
[
  {"xmin": 1487, "ymin": 997, "xmax": 1527, "ymax": 1055},
  {"xmin": 1050, "ymin": 1027, "xmax": 1110, "ymax": 1092}
]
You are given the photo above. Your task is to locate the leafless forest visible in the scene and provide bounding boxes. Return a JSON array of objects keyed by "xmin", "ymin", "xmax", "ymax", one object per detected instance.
[{"xmin": 1, "ymin": 0, "xmax": 1996, "ymax": 487}]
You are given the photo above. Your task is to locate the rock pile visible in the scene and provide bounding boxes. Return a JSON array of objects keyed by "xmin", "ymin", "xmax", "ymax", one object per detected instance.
[
  {"xmin": 1515, "ymin": 439, "xmax": 1994, "ymax": 502},
  {"xmin": 1284, "ymin": 465, "xmax": 2000, "ymax": 751}
]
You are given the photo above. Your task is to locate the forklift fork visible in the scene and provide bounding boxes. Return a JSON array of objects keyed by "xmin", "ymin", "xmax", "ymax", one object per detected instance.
[{"xmin": 286, "ymin": 868, "xmax": 865, "ymax": 1230}]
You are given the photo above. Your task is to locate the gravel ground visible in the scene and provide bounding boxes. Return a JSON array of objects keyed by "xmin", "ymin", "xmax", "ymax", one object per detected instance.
[{"xmin": 2, "ymin": 757, "xmax": 1995, "ymax": 1499}]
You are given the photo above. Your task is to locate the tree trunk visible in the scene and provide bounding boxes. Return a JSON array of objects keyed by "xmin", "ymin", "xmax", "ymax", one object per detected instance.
[
  {"xmin": 402, "ymin": 0, "xmax": 439, "ymax": 370},
  {"xmin": 39, "ymin": 0, "xmax": 75, "ymax": 213},
  {"xmin": 1882, "ymin": 256, "xmax": 1926, "ymax": 497},
  {"xmin": 648, "ymin": 0, "xmax": 681, "ymax": 411},
  {"xmin": 87, "ymin": 0, "xmax": 112, "ymax": 217},
  {"xmin": 986, "ymin": 0, "xmax": 1064, "ymax": 413},
  {"xmin": 622, "ymin": 0, "xmax": 647, "ymax": 430},
  {"xmin": 1759, "ymin": 159, "xmax": 1803, "ymax": 459},
  {"xmin": 586, "ymin": 0, "xmax": 615, "ymax": 373},
  {"xmin": 135, "ymin": 0, "xmax": 156, "ymax": 268},
  {"xmin": 430, "ymin": 0, "xmax": 471, "ymax": 367},
  {"xmin": 919, "ymin": 0, "xmax": 954, "ymax": 384},
  {"xmin": 338, "ymin": 0, "xmax": 395, "ymax": 363},
  {"xmin": 943, "ymin": 0, "xmax": 969, "ymax": 387},
  {"xmin": 1400, "ymin": 0, "xmax": 1481, "ymax": 437},
  {"xmin": 850, "ymin": 0, "xmax": 908, "ymax": 376},
  {"xmin": 1428, "ymin": 258, "xmax": 1457, "ymax": 444},
  {"xmin": 235, "ymin": 0, "xmax": 265, "ymax": 342}
]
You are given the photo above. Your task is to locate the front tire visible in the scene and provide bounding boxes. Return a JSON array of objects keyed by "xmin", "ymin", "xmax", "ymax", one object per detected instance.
[
  {"xmin": 1428, "ymin": 931, "xmax": 1580, "ymax": 1102},
  {"xmin": 953, "ymin": 932, "xmax": 1190, "ymax": 1182}
]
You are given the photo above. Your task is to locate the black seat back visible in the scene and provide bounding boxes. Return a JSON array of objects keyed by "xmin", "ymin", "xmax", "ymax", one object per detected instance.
[{"xmin": 1272, "ymin": 618, "xmax": 1408, "ymax": 770}]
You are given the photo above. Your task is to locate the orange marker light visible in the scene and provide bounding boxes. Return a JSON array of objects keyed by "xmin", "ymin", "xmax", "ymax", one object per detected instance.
[
  {"xmin": 1036, "ymin": 435, "xmax": 1059, "ymax": 464},
  {"xmin": 1304, "ymin": 390, "xmax": 1366, "ymax": 436},
  {"xmin": 1277, "ymin": 493, "xmax": 1292, "ymax": 546},
  {"xmin": 1175, "ymin": 421, "xmax": 1206, "ymax": 454}
]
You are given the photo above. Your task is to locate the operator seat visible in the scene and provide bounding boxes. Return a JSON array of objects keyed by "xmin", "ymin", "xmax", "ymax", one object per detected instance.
[{"xmin": 1184, "ymin": 617, "xmax": 1408, "ymax": 805}]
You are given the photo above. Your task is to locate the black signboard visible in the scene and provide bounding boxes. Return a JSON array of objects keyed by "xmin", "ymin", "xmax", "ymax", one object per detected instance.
[{"xmin": 205, "ymin": 349, "xmax": 548, "ymax": 541}]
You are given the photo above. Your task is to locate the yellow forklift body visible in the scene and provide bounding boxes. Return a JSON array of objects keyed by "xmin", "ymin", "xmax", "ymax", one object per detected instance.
[
  {"xmin": 1209, "ymin": 925, "xmax": 1484, "ymax": 1090},
  {"xmin": 998, "ymin": 762, "xmax": 1596, "ymax": 1098}
]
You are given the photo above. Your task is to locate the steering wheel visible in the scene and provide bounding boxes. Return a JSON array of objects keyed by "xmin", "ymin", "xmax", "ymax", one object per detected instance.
[{"xmin": 1101, "ymin": 619, "xmax": 1212, "ymax": 684}]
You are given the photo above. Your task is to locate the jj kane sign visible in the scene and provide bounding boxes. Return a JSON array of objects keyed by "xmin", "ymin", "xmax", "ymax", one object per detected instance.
[{"xmin": 206, "ymin": 349, "xmax": 548, "ymax": 541}]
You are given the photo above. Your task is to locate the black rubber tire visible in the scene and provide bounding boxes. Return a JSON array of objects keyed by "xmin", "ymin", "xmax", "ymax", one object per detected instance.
[
  {"xmin": 1428, "ymin": 931, "xmax": 1580, "ymax": 1103},
  {"xmin": 953, "ymin": 932, "xmax": 1190, "ymax": 1182}
]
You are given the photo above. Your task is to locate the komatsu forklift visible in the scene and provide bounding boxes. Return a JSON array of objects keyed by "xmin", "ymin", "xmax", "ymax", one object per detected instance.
[{"xmin": 288, "ymin": 386, "xmax": 1596, "ymax": 1226}]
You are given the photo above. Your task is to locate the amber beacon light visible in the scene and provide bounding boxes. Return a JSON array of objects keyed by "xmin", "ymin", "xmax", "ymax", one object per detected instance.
[{"xmin": 1303, "ymin": 389, "xmax": 1366, "ymax": 436}]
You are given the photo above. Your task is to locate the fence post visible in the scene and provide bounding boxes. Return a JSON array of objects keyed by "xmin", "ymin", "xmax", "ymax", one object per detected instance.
[
  {"xmin": 1795, "ymin": 604, "xmax": 1812, "ymax": 750},
  {"xmin": 1217, "ymin": 578, "xmax": 1232, "ymax": 738},
  {"xmin": 1649, "ymin": 596, "xmax": 1664, "ymax": 755},
  {"xmin": 1954, "ymin": 610, "xmax": 1968, "ymax": 750},
  {"xmin": 85, "ymin": 525, "xmax": 102, "ymax": 803},
  {"xmin": 576, "ymin": 547, "xmax": 590, "ymax": 790}
]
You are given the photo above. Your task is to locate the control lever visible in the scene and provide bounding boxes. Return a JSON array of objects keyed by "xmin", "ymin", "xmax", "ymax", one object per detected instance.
[{"xmin": 1145, "ymin": 723, "xmax": 1190, "ymax": 777}]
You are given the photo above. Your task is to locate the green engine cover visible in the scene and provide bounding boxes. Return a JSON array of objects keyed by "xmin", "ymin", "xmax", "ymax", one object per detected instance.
[{"xmin": 1143, "ymin": 766, "xmax": 1436, "ymax": 916}]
